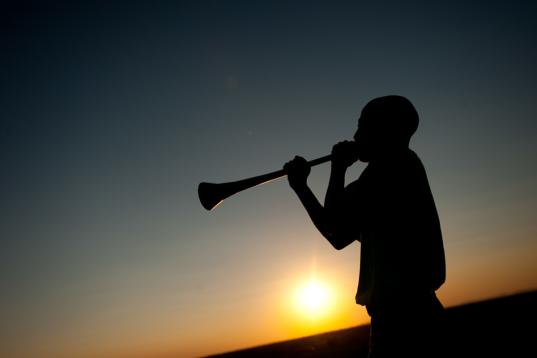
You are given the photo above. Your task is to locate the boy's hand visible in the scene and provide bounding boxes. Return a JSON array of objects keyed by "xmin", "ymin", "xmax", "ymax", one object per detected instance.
[
  {"xmin": 331, "ymin": 140, "xmax": 359, "ymax": 170},
  {"xmin": 284, "ymin": 156, "xmax": 311, "ymax": 191}
]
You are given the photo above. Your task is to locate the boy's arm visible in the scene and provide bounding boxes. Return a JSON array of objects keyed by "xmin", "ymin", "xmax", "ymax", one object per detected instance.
[
  {"xmin": 284, "ymin": 141, "xmax": 359, "ymax": 250},
  {"xmin": 322, "ymin": 164, "xmax": 358, "ymax": 247},
  {"xmin": 324, "ymin": 141, "xmax": 361, "ymax": 246},
  {"xmin": 289, "ymin": 183, "xmax": 336, "ymax": 244}
]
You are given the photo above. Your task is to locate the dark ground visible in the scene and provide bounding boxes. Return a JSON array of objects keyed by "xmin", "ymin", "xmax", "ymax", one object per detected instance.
[{"xmin": 206, "ymin": 290, "xmax": 537, "ymax": 357}]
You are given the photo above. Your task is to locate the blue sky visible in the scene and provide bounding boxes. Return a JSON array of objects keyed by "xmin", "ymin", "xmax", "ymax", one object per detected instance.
[{"xmin": 1, "ymin": 1, "xmax": 536, "ymax": 357}]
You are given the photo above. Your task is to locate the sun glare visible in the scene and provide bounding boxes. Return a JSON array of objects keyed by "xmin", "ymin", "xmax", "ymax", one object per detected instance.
[{"xmin": 295, "ymin": 280, "xmax": 332, "ymax": 319}]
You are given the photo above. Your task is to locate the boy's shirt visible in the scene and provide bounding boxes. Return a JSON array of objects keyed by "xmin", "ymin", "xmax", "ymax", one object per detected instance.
[{"xmin": 342, "ymin": 148, "xmax": 445, "ymax": 306}]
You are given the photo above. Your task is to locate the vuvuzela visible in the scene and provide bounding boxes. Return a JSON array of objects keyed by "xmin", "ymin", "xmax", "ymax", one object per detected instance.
[{"xmin": 198, "ymin": 154, "xmax": 332, "ymax": 211}]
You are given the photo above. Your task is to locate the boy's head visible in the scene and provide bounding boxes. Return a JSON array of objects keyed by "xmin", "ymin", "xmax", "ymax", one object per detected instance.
[{"xmin": 353, "ymin": 95, "xmax": 419, "ymax": 162}]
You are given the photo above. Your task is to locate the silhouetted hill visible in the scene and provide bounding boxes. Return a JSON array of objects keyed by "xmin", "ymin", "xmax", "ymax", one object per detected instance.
[{"xmin": 206, "ymin": 290, "xmax": 537, "ymax": 357}]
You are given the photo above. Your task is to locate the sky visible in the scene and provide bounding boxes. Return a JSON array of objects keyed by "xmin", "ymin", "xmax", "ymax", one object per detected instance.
[{"xmin": 1, "ymin": 1, "xmax": 537, "ymax": 357}]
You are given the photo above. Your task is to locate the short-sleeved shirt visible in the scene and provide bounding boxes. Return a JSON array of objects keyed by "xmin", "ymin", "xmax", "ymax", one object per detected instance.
[{"xmin": 343, "ymin": 149, "xmax": 446, "ymax": 307}]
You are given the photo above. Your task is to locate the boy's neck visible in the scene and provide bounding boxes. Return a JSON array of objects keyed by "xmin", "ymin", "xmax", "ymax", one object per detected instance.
[{"xmin": 370, "ymin": 147, "xmax": 410, "ymax": 163}]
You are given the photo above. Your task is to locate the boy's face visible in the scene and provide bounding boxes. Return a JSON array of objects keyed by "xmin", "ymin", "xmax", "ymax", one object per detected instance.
[
  {"xmin": 354, "ymin": 107, "xmax": 410, "ymax": 162},
  {"xmin": 353, "ymin": 114, "xmax": 378, "ymax": 162}
]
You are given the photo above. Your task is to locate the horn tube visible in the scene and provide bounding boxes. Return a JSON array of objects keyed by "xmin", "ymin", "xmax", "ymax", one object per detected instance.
[{"xmin": 198, "ymin": 154, "xmax": 331, "ymax": 211}]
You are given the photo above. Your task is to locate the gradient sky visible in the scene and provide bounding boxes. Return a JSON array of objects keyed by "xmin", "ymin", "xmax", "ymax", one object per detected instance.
[{"xmin": 1, "ymin": 1, "xmax": 537, "ymax": 357}]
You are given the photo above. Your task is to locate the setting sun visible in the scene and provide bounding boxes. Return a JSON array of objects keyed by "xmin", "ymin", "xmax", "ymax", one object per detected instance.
[{"xmin": 295, "ymin": 280, "xmax": 332, "ymax": 319}]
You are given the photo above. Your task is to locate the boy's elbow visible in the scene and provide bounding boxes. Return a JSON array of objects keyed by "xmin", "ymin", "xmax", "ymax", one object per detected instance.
[
  {"xmin": 331, "ymin": 241, "xmax": 346, "ymax": 250},
  {"xmin": 324, "ymin": 232, "xmax": 353, "ymax": 250}
]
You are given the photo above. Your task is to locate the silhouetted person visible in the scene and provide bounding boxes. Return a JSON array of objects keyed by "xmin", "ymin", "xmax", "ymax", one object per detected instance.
[{"xmin": 284, "ymin": 95, "xmax": 446, "ymax": 357}]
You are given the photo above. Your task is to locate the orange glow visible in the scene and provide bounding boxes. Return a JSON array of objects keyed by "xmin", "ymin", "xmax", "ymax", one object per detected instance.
[
  {"xmin": 276, "ymin": 255, "xmax": 370, "ymax": 341},
  {"xmin": 294, "ymin": 279, "xmax": 332, "ymax": 319},
  {"xmin": 281, "ymin": 278, "xmax": 365, "ymax": 339}
]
